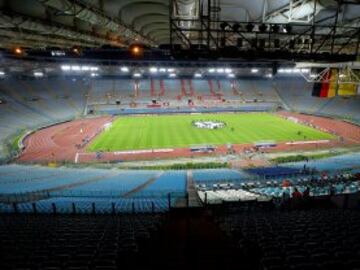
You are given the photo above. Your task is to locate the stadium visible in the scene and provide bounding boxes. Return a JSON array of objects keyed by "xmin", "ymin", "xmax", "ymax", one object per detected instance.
[{"xmin": 0, "ymin": 0, "xmax": 360, "ymax": 269}]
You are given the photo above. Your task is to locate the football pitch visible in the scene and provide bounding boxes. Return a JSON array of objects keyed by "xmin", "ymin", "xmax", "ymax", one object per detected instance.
[{"xmin": 87, "ymin": 113, "xmax": 335, "ymax": 151}]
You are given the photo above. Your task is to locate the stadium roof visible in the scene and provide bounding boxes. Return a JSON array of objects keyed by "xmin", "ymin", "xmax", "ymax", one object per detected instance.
[{"xmin": 0, "ymin": 0, "xmax": 359, "ymax": 49}]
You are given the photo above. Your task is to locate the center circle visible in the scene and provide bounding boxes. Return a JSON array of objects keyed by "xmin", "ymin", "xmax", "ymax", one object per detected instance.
[{"xmin": 192, "ymin": 120, "xmax": 226, "ymax": 129}]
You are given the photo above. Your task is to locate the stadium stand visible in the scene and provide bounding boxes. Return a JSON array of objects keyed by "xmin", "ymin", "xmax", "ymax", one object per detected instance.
[
  {"xmin": 0, "ymin": 166, "xmax": 186, "ymax": 213},
  {"xmin": 52, "ymin": 170, "xmax": 160, "ymax": 197},
  {"xmin": 0, "ymin": 165, "xmax": 110, "ymax": 194},
  {"xmin": 250, "ymin": 172, "xmax": 360, "ymax": 198},
  {"xmin": 246, "ymin": 166, "xmax": 304, "ymax": 178},
  {"xmin": 193, "ymin": 169, "xmax": 251, "ymax": 184},
  {"xmin": 1, "ymin": 197, "xmax": 170, "ymax": 214},
  {"xmin": 284, "ymin": 152, "xmax": 360, "ymax": 171},
  {"xmin": 275, "ymin": 77, "xmax": 360, "ymax": 122},
  {"xmin": 2, "ymin": 154, "xmax": 358, "ymax": 214},
  {"xmin": 0, "ymin": 214, "xmax": 164, "ymax": 270},
  {"xmin": 0, "ymin": 79, "xmax": 87, "ymax": 160},
  {"xmin": 215, "ymin": 208, "xmax": 360, "ymax": 270},
  {"xmin": 132, "ymin": 171, "xmax": 187, "ymax": 198}
]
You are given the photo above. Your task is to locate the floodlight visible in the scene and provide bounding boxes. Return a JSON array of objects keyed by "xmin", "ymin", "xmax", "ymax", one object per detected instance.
[
  {"xmin": 34, "ymin": 72, "xmax": 44, "ymax": 77},
  {"xmin": 149, "ymin": 67, "xmax": 158, "ymax": 73}
]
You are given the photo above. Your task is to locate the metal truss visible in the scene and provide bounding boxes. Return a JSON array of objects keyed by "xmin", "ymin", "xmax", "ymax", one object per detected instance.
[
  {"xmin": 298, "ymin": 63, "xmax": 360, "ymax": 85},
  {"xmin": 169, "ymin": 0, "xmax": 360, "ymax": 61}
]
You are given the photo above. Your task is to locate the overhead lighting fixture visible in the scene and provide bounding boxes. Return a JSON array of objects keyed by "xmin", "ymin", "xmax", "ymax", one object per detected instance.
[
  {"xmin": 208, "ymin": 68, "xmax": 215, "ymax": 73},
  {"xmin": 169, "ymin": 73, "xmax": 176, "ymax": 78},
  {"xmin": 0, "ymin": 71, "xmax": 5, "ymax": 76},
  {"xmin": 121, "ymin": 66, "xmax": 129, "ymax": 72},
  {"xmin": 14, "ymin": 47, "xmax": 23, "ymax": 55},
  {"xmin": 72, "ymin": 47, "xmax": 80, "ymax": 54},
  {"xmin": 149, "ymin": 67, "xmax": 158, "ymax": 73},
  {"xmin": 310, "ymin": 74, "xmax": 317, "ymax": 78},
  {"xmin": 279, "ymin": 68, "xmax": 296, "ymax": 73},
  {"xmin": 159, "ymin": 68, "xmax": 166, "ymax": 73},
  {"xmin": 278, "ymin": 68, "xmax": 308, "ymax": 74},
  {"xmin": 194, "ymin": 73, "xmax": 202, "ymax": 78},
  {"xmin": 265, "ymin": 73, "xmax": 273, "ymax": 78},
  {"xmin": 167, "ymin": 68, "xmax": 175, "ymax": 72},
  {"xmin": 225, "ymin": 68, "xmax": 232, "ymax": 74},
  {"xmin": 251, "ymin": 68, "xmax": 259, "ymax": 73},
  {"xmin": 133, "ymin": 73, "xmax": 142, "ymax": 78},
  {"xmin": 71, "ymin": 66, "xmax": 81, "ymax": 71},
  {"xmin": 228, "ymin": 73, "xmax": 235, "ymax": 78},
  {"xmin": 61, "ymin": 65, "xmax": 97, "ymax": 72},
  {"xmin": 339, "ymin": 73, "xmax": 346, "ymax": 78},
  {"xmin": 90, "ymin": 73, "xmax": 98, "ymax": 77},
  {"xmin": 34, "ymin": 72, "xmax": 44, "ymax": 77},
  {"xmin": 216, "ymin": 68, "xmax": 224, "ymax": 73},
  {"xmin": 51, "ymin": 50, "xmax": 65, "ymax": 57},
  {"xmin": 61, "ymin": 65, "xmax": 71, "ymax": 71},
  {"xmin": 131, "ymin": 45, "xmax": 142, "ymax": 56}
]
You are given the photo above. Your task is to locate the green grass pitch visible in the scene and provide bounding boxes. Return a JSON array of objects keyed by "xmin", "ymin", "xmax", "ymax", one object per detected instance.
[{"xmin": 87, "ymin": 113, "xmax": 335, "ymax": 151}]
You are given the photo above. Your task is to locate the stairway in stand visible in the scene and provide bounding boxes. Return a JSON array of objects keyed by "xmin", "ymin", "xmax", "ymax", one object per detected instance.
[
  {"xmin": 150, "ymin": 78, "xmax": 156, "ymax": 97},
  {"xmin": 208, "ymin": 79, "xmax": 223, "ymax": 99},
  {"xmin": 186, "ymin": 170, "xmax": 202, "ymax": 207},
  {"xmin": 159, "ymin": 80, "xmax": 166, "ymax": 96},
  {"xmin": 133, "ymin": 79, "xmax": 140, "ymax": 98}
]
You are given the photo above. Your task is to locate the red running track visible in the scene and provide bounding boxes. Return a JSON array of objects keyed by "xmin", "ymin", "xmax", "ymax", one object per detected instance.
[
  {"xmin": 278, "ymin": 111, "xmax": 360, "ymax": 144},
  {"xmin": 18, "ymin": 116, "xmax": 113, "ymax": 163}
]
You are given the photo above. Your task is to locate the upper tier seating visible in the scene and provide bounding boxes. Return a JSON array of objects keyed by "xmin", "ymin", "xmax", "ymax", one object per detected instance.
[
  {"xmin": 275, "ymin": 76, "xmax": 360, "ymax": 121},
  {"xmin": 0, "ymin": 78, "xmax": 87, "ymax": 159}
]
